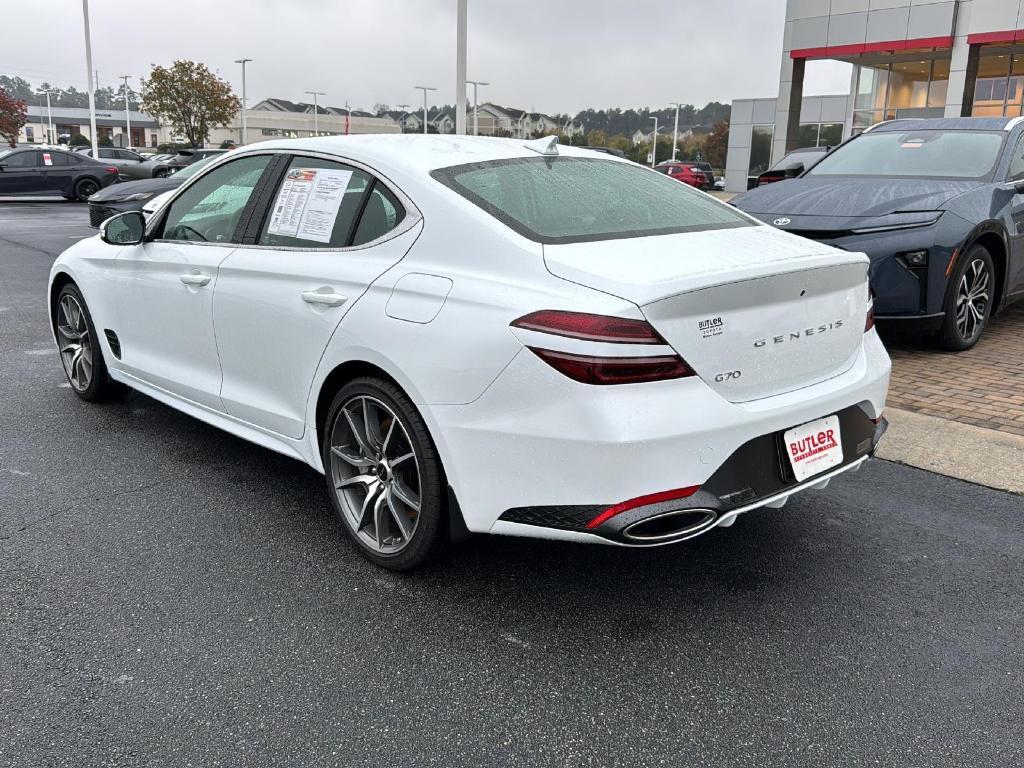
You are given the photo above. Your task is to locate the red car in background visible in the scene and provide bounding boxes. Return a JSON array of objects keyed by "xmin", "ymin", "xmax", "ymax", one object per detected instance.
[{"xmin": 654, "ymin": 161, "xmax": 711, "ymax": 190}]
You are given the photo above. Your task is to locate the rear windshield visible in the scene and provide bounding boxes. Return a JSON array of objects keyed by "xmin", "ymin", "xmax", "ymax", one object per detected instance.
[
  {"xmin": 431, "ymin": 156, "xmax": 752, "ymax": 244},
  {"xmin": 807, "ymin": 130, "xmax": 1005, "ymax": 180}
]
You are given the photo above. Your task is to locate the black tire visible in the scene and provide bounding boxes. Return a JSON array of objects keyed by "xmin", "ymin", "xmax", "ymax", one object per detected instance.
[
  {"xmin": 72, "ymin": 177, "xmax": 100, "ymax": 201},
  {"xmin": 54, "ymin": 283, "xmax": 122, "ymax": 401},
  {"xmin": 937, "ymin": 244, "xmax": 995, "ymax": 351},
  {"xmin": 322, "ymin": 377, "xmax": 448, "ymax": 570},
  {"xmin": 154, "ymin": 168, "xmax": 169, "ymax": 179}
]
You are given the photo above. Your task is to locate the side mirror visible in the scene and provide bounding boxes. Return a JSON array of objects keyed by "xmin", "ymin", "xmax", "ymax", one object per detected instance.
[
  {"xmin": 101, "ymin": 211, "xmax": 146, "ymax": 245},
  {"xmin": 785, "ymin": 163, "xmax": 805, "ymax": 178}
]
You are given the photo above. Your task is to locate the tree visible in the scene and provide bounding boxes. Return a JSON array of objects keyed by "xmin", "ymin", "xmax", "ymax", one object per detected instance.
[
  {"xmin": 141, "ymin": 61, "xmax": 239, "ymax": 148},
  {"xmin": 0, "ymin": 88, "xmax": 28, "ymax": 147},
  {"xmin": 586, "ymin": 129, "xmax": 607, "ymax": 147},
  {"xmin": 704, "ymin": 120, "xmax": 729, "ymax": 170},
  {"xmin": 69, "ymin": 133, "xmax": 90, "ymax": 147}
]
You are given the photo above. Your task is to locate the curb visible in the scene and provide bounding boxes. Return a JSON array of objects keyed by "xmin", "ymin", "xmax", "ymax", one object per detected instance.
[{"xmin": 875, "ymin": 407, "xmax": 1024, "ymax": 495}]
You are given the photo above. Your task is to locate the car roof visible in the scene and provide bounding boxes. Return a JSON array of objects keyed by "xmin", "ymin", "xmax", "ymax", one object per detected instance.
[
  {"xmin": 234, "ymin": 134, "xmax": 622, "ymax": 180},
  {"xmin": 869, "ymin": 116, "xmax": 1021, "ymax": 133}
]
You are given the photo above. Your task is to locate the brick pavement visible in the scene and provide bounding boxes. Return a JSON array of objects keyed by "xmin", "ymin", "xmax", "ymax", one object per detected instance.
[{"xmin": 884, "ymin": 301, "xmax": 1024, "ymax": 437}]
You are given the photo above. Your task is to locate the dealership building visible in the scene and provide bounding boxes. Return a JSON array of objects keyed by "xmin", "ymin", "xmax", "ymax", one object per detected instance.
[{"xmin": 726, "ymin": 0, "xmax": 1024, "ymax": 191}]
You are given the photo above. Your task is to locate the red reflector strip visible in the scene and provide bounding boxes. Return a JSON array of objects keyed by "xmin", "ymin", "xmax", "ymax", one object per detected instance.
[
  {"xmin": 512, "ymin": 310, "xmax": 665, "ymax": 344},
  {"xmin": 586, "ymin": 485, "xmax": 702, "ymax": 529},
  {"xmin": 528, "ymin": 347, "xmax": 693, "ymax": 385}
]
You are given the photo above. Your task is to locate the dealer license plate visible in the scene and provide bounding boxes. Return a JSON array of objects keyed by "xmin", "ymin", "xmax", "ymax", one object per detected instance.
[{"xmin": 783, "ymin": 415, "xmax": 843, "ymax": 482}]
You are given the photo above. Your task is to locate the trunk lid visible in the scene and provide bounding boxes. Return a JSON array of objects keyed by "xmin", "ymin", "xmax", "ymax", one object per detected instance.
[{"xmin": 543, "ymin": 225, "xmax": 869, "ymax": 402}]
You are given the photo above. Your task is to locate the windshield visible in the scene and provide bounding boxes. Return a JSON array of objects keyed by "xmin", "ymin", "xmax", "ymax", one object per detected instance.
[
  {"xmin": 174, "ymin": 155, "xmax": 219, "ymax": 180},
  {"xmin": 432, "ymin": 156, "xmax": 752, "ymax": 244},
  {"xmin": 0, "ymin": 149, "xmax": 12, "ymax": 162},
  {"xmin": 808, "ymin": 130, "xmax": 1005, "ymax": 180}
]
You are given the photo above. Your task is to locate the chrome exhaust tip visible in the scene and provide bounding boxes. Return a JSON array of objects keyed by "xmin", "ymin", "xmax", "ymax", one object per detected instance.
[{"xmin": 621, "ymin": 508, "xmax": 719, "ymax": 544}]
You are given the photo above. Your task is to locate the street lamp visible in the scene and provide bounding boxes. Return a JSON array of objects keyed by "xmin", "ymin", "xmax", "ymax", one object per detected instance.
[
  {"xmin": 38, "ymin": 89, "xmax": 54, "ymax": 145},
  {"xmin": 414, "ymin": 86, "xmax": 436, "ymax": 135},
  {"xmin": 235, "ymin": 58, "xmax": 252, "ymax": 145},
  {"xmin": 305, "ymin": 90, "xmax": 325, "ymax": 136},
  {"xmin": 668, "ymin": 101, "xmax": 682, "ymax": 161},
  {"xmin": 120, "ymin": 75, "xmax": 132, "ymax": 149},
  {"xmin": 81, "ymin": 0, "xmax": 98, "ymax": 156},
  {"xmin": 456, "ymin": 0, "xmax": 468, "ymax": 134},
  {"xmin": 466, "ymin": 79, "xmax": 488, "ymax": 135},
  {"xmin": 650, "ymin": 116, "xmax": 658, "ymax": 168}
]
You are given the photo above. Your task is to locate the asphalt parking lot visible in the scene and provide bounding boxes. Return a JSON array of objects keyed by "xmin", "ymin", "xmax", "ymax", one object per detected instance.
[{"xmin": 2, "ymin": 201, "xmax": 1023, "ymax": 767}]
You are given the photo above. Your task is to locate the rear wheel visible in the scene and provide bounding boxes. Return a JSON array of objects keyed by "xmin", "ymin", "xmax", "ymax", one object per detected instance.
[
  {"xmin": 73, "ymin": 177, "xmax": 100, "ymax": 201},
  {"xmin": 323, "ymin": 377, "xmax": 448, "ymax": 570},
  {"xmin": 55, "ymin": 284, "xmax": 120, "ymax": 401},
  {"xmin": 938, "ymin": 245, "xmax": 994, "ymax": 351}
]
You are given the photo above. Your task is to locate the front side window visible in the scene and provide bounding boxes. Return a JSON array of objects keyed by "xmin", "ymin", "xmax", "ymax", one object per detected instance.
[
  {"xmin": 1008, "ymin": 135, "xmax": 1024, "ymax": 180},
  {"xmin": 1, "ymin": 151, "xmax": 39, "ymax": 168},
  {"xmin": 161, "ymin": 154, "xmax": 272, "ymax": 243},
  {"xmin": 433, "ymin": 157, "xmax": 751, "ymax": 244},
  {"xmin": 807, "ymin": 130, "xmax": 1005, "ymax": 180}
]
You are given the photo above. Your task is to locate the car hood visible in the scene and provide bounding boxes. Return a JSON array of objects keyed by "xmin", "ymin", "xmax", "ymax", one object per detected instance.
[
  {"xmin": 732, "ymin": 176, "xmax": 982, "ymax": 218},
  {"xmin": 89, "ymin": 175, "xmax": 181, "ymax": 202}
]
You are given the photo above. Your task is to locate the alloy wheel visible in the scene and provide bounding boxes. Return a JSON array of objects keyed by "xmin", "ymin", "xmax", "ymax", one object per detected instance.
[
  {"xmin": 78, "ymin": 180, "xmax": 99, "ymax": 198},
  {"xmin": 329, "ymin": 395, "xmax": 422, "ymax": 555},
  {"xmin": 955, "ymin": 257, "xmax": 990, "ymax": 341},
  {"xmin": 56, "ymin": 294, "xmax": 93, "ymax": 392}
]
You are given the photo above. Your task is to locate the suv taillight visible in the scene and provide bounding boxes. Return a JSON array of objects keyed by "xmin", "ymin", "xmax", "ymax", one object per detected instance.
[
  {"xmin": 511, "ymin": 310, "xmax": 694, "ymax": 385},
  {"xmin": 865, "ymin": 295, "xmax": 875, "ymax": 332}
]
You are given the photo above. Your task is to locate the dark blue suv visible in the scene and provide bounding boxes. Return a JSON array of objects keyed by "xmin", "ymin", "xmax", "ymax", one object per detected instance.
[{"xmin": 731, "ymin": 117, "xmax": 1024, "ymax": 350}]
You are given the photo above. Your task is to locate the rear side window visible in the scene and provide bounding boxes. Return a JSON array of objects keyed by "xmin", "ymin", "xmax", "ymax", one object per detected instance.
[
  {"xmin": 258, "ymin": 157, "xmax": 372, "ymax": 248},
  {"xmin": 432, "ymin": 157, "xmax": 751, "ymax": 244},
  {"xmin": 352, "ymin": 184, "xmax": 405, "ymax": 246}
]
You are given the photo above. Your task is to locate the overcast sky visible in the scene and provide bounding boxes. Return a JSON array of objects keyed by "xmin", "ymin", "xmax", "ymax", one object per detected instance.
[{"xmin": 4, "ymin": 0, "xmax": 851, "ymax": 114}]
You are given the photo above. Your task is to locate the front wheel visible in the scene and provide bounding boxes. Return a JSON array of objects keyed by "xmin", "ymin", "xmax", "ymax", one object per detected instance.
[
  {"xmin": 323, "ymin": 378, "xmax": 448, "ymax": 570},
  {"xmin": 54, "ymin": 284, "xmax": 120, "ymax": 401},
  {"xmin": 937, "ymin": 245, "xmax": 994, "ymax": 351}
]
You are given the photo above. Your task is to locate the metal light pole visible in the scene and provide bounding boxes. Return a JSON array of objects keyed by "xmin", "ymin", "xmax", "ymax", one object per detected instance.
[
  {"xmin": 414, "ymin": 86, "xmax": 436, "ymax": 134},
  {"xmin": 235, "ymin": 58, "xmax": 252, "ymax": 145},
  {"xmin": 81, "ymin": 0, "xmax": 98, "ymax": 156},
  {"xmin": 305, "ymin": 90, "xmax": 325, "ymax": 136},
  {"xmin": 669, "ymin": 102, "xmax": 681, "ymax": 161},
  {"xmin": 38, "ymin": 89, "xmax": 54, "ymax": 144},
  {"xmin": 467, "ymin": 79, "xmax": 488, "ymax": 135},
  {"xmin": 650, "ymin": 116, "xmax": 658, "ymax": 168},
  {"xmin": 456, "ymin": 0, "xmax": 468, "ymax": 134},
  {"xmin": 120, "ymin": 75, "xmax": 132, "ymax": 149}
]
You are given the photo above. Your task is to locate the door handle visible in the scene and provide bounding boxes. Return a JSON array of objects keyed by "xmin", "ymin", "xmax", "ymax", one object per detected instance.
[
  {"xmin": 180, "ymin": 273, "xmax": 211, "ymax": 287},
  {"xmin": 302, "ymin": 289, "xmax": 347, "ymax": 307}
]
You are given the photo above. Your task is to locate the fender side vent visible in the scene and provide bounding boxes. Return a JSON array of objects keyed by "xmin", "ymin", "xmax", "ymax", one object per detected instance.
[{"xmin": 104, "ymin": 329, "xmax": 122, "ymax": 359}]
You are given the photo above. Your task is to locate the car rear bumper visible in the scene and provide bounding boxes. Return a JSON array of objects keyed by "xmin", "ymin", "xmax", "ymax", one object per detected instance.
[{"xmin": 426, "ymin": 330, "xmax": 891, "ymax": 541}]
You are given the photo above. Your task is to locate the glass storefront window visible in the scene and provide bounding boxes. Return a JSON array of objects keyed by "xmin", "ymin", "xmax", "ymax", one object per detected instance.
[
  {"xmin": 748, "ymin": 125, "xmax": 774, "ymax": 176},
  {"xmin": 856, "ymin": 66, "xmax": 888, "ymax": 111},
  {"xmin": 928, "ymin": 59, "xmax": 950, "ymax": 107},
  {"xmin": 797, "ymin": 124, "xmax": 819, "ymax": 148},
  {"xmin": 890, "ymin": 60, "xmax": 931, "ymax": 109},
  {"xmin": 818, "ymin": 123, "xmax": 843, "ymax": 146}
]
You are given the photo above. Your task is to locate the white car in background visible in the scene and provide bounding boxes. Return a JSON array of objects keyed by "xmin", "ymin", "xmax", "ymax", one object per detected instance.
[{"xmin": 47, "ymin": 135, "xmax": 890, "ymax": 570}]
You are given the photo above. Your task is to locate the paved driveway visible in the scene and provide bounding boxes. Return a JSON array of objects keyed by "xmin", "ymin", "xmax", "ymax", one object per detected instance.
[{"xmin": 884, "ymin": 302, "xmax": 1024, "ymax": 436}]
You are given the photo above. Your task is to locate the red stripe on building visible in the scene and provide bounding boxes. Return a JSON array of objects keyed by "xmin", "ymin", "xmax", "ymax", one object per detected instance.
[
  {"xmin": 791, "ymin": 35, "xmax": 954, "ymax": 59},
  {"xmin": 966, "ymin": 29, "xmax": 1019, "ymax": 45}
]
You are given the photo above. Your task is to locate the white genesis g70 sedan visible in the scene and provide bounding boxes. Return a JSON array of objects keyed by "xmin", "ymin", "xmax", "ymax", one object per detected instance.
[{"xmin": 48, "ymin": 135, "xmax": 891, "ymax": 570}]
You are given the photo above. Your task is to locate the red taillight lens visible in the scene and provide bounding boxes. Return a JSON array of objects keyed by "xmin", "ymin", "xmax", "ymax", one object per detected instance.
[
  {"xmin": 528, "ymin": 348, "xmax": 692, "ymax": 385},
  {"xmin": 865, "ymin": 297, "xmax": 875, "ymax": 332},
  {"xmin": 105, "ymin": 167, "xmax": 119, "ymax": 174},
  {"xmin": 512, "ymin": 310, "xmax": 666, "ymax": 344},
  {"xmin": 586, "ymin": 485, "xmax": 702, "ymax": 529}
]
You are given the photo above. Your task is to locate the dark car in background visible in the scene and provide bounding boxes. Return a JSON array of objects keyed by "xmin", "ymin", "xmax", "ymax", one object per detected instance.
[
  {"xmin": 0, "ymin": 147, "xmax": 118, "ymax": 200},
  {"xmin": 164, "ymin": 148, "xmax": 227, "ymax": 175},
  {"xmin": 731, "ymin": 117, "xmax": 1024, "ymax": 350},
  {"xmin": 654, "ymin": 161, "xmax": 711, "ymax": 190},
  {"xmin": 86, "ymin": 154, "xmax": 219, "ymax": 227},
  {"xmin": 752, "ymin": 145, "xmax": 830, "ymax": 188}
]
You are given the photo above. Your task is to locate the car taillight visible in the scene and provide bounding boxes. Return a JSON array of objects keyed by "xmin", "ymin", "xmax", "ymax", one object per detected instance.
[
  {"xmin": 105, "ymin": 167, "xmax": 119, "ymax": 174},
  {"xmin": 512, "ymin": 310, "xmax": 665, "ymax": 344},
  {"xmin": 865, "ymin": 295, "xmax": 875, "ymax": 332},
  {"xmin": 511, "ymin": 310, "xmax": 695, "ymax": 385}
]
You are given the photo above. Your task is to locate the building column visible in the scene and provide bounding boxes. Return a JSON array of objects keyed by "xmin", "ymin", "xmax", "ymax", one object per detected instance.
[
  {"xmin": 945, "ymin": 2, "xmax": 976, "ymax": 118},
  {"xmin": 771, "ymin": 55, "xmax": 805, "ymax": 164}
]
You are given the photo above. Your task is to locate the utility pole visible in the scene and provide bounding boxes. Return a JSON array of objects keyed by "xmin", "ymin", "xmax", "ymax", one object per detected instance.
[
  {"xmin": 81, "ymin": 0, "xmax": 98, "ymax": 156},
  {"xmin": 120, "ymin": 75, "xmax": 132, "ymax": 149},
  {"xmin": 669, "ymin": 102, "xmax": 682, "ymax": 161},
  {"xmin": 467, "ymin": 79, "xmax": 488, "ymax": 135},
  {"xmin": 650, "ymin": 116, "xmax": 658, "ymax": 168},
  {"xmin": 414, "ymin": 86, "xmax": 436, "ymax": 135},
  {"xmin": 455, "ymin": 0, "xmax": 468, "ymax": 134},
  {"xmin": 305, "ymin": 90, "xmax": 325, "ymax": 136},
  {"xmin": 38, "ymin": 89, "xmax": 55, "ymax": 145},
  {"xmin": 234, "ymin": 58, "xmax": 251, "ymax": 145}
]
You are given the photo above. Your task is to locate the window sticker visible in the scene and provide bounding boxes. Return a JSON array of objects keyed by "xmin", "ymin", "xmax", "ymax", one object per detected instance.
[
  {"xmin": 267, "ymin": 167, "xmax": 354, "ymax": 243},
  {"xmin": 42, "ymin": 153, "xmax": 53, "ymax": 166}
]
